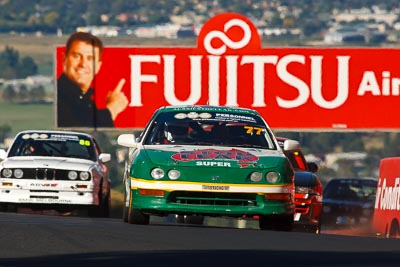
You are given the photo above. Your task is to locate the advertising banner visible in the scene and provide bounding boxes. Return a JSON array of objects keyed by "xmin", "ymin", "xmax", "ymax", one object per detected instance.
[
  {"xmin": 55, "ymin": 12, "xmax": 400, "ymax": 130},
  {"xmin": 373, "ymin": 157, "xmax": 400, "ymax": 237}
]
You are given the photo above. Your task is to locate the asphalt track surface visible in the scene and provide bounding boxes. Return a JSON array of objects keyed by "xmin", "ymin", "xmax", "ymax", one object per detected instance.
[{"xmin": 0, "ymin": 212, "xmax": 400, "ymax": 267}]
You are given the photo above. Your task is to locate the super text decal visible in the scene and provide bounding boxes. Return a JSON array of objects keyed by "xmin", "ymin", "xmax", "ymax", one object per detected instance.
[{"xmin": 56, "ymin": 13, "xmax": 400, "ymax": 130}]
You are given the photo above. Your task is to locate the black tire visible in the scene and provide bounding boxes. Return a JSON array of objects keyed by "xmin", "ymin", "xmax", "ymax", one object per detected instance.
[
  {"xmin": 389, "ymin": 220, "xmax": 400, "ymax": 238},
  {"xmin": 122, "ymin": 174, "xmax": 131, "ymax": 222},
  {"xmin": 128, "ymin": 205, "xmax": 150, "ymax": 225},
  {"xmin": 122, "ymin": 204, "xmax": 129, "ymax": 222},
  {"xmin": 122, "ymin": 193, "xmax": 129, "ymax": 222},
  {"xmin": 305, "ymin": 224, "xmax": 320, "ymax": 234},
  {"xmin": 88, "ymin": 204, "xmax": 102, "ymax": 217},
  {"xmin": 259, "ymin": 214, "xmax": 293, "ymax": 231},
  {"xmin": 0, "ymin": 203, "xmax": 7, "ymax": 212},
  {"xmin": 102, "ymin": 193, "xmax": 111, "ymax": 218},
  {"xmin": 88, "ymin": 191, "xmax": 110, "ymax": 218}
]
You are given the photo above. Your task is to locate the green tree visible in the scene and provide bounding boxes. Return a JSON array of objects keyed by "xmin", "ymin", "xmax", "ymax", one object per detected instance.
[
  {"xmin": 17, "ymin": 56, "xmax": 38, "ymax": 78},
  {"xmin": 18, "ymin": 84, "xmax": 29, "ymax": 102},
  {"xmin": 302, "ymin": 19, "xmax": 325, "ymax": 37},
  {"xmin": 30, "ymin": 85, "xmax": 46, "ymax": 102},
  {"xmin": 0, "ymin": 46, "xmax": 37, "ymax": 79},
  {"xmin": 0, "ymin": 124, "xmax": 12, "ymax": 144},
  {"xmin": 0, "ymin": 46, "xmax": 19, "ymax": 69},
  {"xmin": 0, "ymin": 66, "xmax": 17, "ymax": 79},
  {"xmin": 43, "ymin": 11, "xmax": 59, "ymax": 27},
  {"xmin": 269, "ymin": 13, "xmax": 283, "ymax": 27},
  {"xmin": 2, "ymin": 85, "xmax": 17, "ymax": 103}
]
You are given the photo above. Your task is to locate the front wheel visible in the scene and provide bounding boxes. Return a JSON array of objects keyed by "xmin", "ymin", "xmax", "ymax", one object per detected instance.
[
  {"xmin": 88, "ymin": 192, "xmax": 110, "ymax": 218},
  {"xmin": 389, "ymin": 220, "xmax": 400, "ymax": 238},
  {"xmin": 128, "ymin": 205, "xmax": 150, "ymax": 225}
]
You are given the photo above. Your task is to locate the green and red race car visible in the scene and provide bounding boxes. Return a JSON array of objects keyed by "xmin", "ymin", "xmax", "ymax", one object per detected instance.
[{"xmin": 117, "ymin": 105, "xmax": 296, "ymax": 230}]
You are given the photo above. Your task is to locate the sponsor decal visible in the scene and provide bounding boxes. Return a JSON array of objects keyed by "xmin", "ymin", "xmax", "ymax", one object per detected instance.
[
  {"xmin": 172, "ymin": 148, "xmax": 258, "ymax": 167},
  {"xmin": 375, "ymin": 177, "xmax": 400, "ymax": 211},
  {"xmin": 196, "ymin": 161, "xmax": 231, "ymax": 167},
  {"xmin": 56, "ymin": 12, "xmax": 400, "ymax": 130},
  {"xmin": 21, "ymin": 133, "xmax": 89, "ymax": 145},
  {"xmin": 215, "ymin": 113, "xmax": 256, "ymax": 123},
  {"xmin": 174, "ymin": 112, "xmax": 212, "ymax": 119},
  {"xmin": 22, "ymin": 133, "xmax": 49, "ymax": 140},
  {"xmin": 18, "ymin": 198, "xmax": 72, "ymax": 204},
  {"xmin": 202, "ymin": 185, "xmax": 230, "ymax": 191},
  {"xmin": 30, "ymin": 183, "xmax": 58, "ymax": 187}
]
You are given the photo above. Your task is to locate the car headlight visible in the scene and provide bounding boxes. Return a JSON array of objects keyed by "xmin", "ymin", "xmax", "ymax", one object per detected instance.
[
  {"xmin": 68, "ymin": 171, "xmax": 78, "ymax": 180},
  {"xmin": 151, "ymin": 168, "xmax": 164, "ymax": 179},
  {"xmin": 14, "ymin": 169, "xmax": 24, "ymax": 179},
  {"xmin": 79, "ymin": 171, "xmax": 90, "ymax": 181},
  {"xmin": 295, "ymin": 186, "xmax": 310, "ymax": 194},
  {"xmin": 266, "ymin": 172, "xmax": 279, "ymax": 183},
  {"xmin": 250, "ymin": 172, "xmax": 262, "ymax": 182},
  {"xmin": 168, "ymin": 169, "xmax": 180, "ymax": 180},
  {"xmin": 2, "ymin": 168, "xmax": 12, "ymax": 178}
]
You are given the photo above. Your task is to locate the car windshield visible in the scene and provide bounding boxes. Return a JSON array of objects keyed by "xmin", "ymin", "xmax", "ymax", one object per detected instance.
[
  {"xmin": 7, "ymin": 132, "xmax": 97, "ymax": 160},
  {"xmin": 143, "ymin": 111, "xmax": 277, "ymax": 149},
  {"xmin": 323, "ymin": 179, "xmax": 377, "ymax": 201}
]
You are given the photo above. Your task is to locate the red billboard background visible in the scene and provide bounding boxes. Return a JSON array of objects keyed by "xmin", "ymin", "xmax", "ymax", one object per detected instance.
[{"xmin": 55, "ymin": 13, "xmax": 400, "ymax": 131}]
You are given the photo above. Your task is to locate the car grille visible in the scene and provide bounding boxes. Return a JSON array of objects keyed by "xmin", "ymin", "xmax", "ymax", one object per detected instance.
[
  {"xmin": 5, "ymin": 168, "xmax": 88, "ymax": 181},
  {"xmin": 167, "ymin": 191, "xmax": 258, "ymax": 207},
  {"xmin": 294, "ymin": 194, "xmax": 312, "ymax": 214},
  {"xmin": 295, "ymin": 203, "xmax": 310, "ymax": 214}
]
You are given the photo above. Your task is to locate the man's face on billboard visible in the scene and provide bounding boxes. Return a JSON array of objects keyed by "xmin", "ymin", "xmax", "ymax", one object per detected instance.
[{"xmin": 63, "ymin": 41, "xmax": 102, "ymax": 93}]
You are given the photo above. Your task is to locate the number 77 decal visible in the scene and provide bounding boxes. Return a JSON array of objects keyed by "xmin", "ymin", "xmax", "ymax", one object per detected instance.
[{"xmin": 244, "ymin": 126, "xmax": 262, "ymax": 135}]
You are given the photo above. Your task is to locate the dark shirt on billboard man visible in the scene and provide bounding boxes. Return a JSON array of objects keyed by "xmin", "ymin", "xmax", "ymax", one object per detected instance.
[
  {"xmin": 57, "ymin": 73, "xmax": 114, "ymax": 127},
  {"xmin": 57, "ymin": 31, "xmax": 128, "ymax": 128}
]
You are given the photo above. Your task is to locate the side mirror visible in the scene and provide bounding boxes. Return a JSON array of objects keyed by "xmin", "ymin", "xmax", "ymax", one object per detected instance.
[
  {"xmin": 0, "ymin": 149, "xmax": 7, "ymax": 161},
  {"xmin": 283, "ymin": 139, "xmax": 301, "ymax": 151},
  {"xmin": 307, "ymin": 162, "xmax": 319, "ymax": 173},
  {"xmin": 117, "ymin": 134, "xmax": 137, "ymax": 148},
  {"xmin": 99, "ymin": 153, "xmax": 111, "ymax": 163}
]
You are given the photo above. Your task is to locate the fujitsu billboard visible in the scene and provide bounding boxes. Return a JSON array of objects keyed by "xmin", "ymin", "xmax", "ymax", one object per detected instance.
[{"xmin": 55, "ymin": 12, "xmax": 400, "ymax": 130}]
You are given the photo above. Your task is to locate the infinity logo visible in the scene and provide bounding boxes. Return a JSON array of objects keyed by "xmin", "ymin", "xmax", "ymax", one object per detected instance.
[{"xmin": 203, "ymin": 18, "xmax": 251, "ymax": 55}]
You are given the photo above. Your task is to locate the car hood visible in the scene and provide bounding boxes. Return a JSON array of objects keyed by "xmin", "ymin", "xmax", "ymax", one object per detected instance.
[
  {"xmin": 142, "ymin": 145, "xmax": 283, "ymax": 168},
  {"xmin": 294, "ymin": 171, "xmax": 315, "ymax": 185},
  {"xmin": 0, "ymin": 156, "xmax": 95, "ymax": 171}
]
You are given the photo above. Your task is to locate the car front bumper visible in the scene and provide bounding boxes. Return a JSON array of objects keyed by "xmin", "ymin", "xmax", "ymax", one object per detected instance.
[
  {"xmin": 0, "ymin": 179, "xmax": 96, "ymax": 205},
  {"xmin": 130, "ymin": 188, "xmax": 295, "ymax": 217}
]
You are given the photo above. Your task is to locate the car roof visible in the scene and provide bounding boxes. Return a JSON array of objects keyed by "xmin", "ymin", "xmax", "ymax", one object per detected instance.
[{"xmin": 155, "ymin": 105, "xmax": 261, "ymax": 116}]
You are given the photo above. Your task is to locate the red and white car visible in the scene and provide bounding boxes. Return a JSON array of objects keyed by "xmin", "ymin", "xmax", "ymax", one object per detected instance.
[
  {"xmin": 0, "ymin": 130, "xmax": 111, "ymax": 217},
  {"xmin": 277, "ymin": 137, "xmax": 323, "ymax": 233}
]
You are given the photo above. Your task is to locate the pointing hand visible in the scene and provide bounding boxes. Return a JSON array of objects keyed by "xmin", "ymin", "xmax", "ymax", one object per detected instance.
[{"xmin": 106, "ymin": 78, "xmax": 129, "ymax": 120}]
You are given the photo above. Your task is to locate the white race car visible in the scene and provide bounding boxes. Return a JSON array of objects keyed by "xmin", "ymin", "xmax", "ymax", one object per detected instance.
[{"xmin": 0, "ymin": 130, "xmax": 111, "ymax": 217}]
